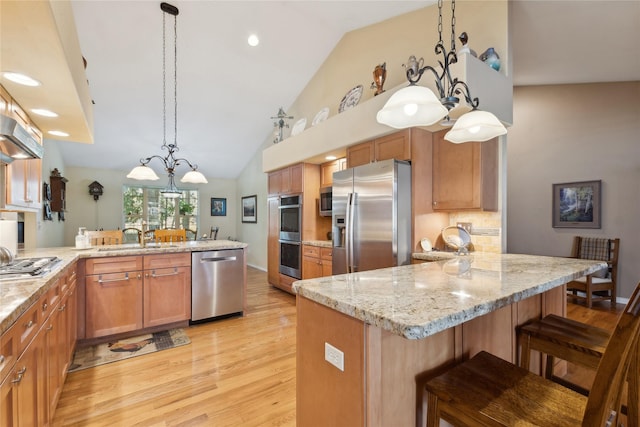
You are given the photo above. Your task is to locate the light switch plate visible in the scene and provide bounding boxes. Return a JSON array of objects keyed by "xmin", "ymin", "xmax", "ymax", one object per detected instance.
[{"xmin": 324, "ymin": 342, "xmax": 344, "ymax": 371}]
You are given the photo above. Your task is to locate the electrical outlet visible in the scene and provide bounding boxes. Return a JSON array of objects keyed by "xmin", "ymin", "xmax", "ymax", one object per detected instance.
[
  {"xmin": 457, "ymin": 222, "xmax": 472, "ymax": 234},
  {"xmin": 324, "ymin": 342, "xmax": 344, "ymax": 371}
]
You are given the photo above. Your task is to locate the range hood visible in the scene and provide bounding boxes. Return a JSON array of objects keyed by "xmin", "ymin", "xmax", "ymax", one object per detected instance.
[{"xmin": 0, "ymin": 114, "xmax": 44, "ymax": 163}]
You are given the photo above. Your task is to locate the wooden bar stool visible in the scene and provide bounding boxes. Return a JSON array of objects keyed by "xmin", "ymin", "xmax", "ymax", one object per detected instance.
[
  {"xmin": 154, "ymin": 228, "xmax": 186, "ymax": 243},
  {"xmin": 518, "ymin": 283, "xmax": 640, "ymax": 426},
  {"xmin": 424, "ymin": 283, "xmax": 640, "ymax": 427}
]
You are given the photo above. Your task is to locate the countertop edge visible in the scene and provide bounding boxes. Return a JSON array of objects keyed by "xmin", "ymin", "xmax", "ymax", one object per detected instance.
[
  {"xmin": 293, "ymin": 253, "xmax": 608, "ymax": 340},
  {"xmin": 0, "ymin": 241, "xmax": 248, "ymax": 335}
]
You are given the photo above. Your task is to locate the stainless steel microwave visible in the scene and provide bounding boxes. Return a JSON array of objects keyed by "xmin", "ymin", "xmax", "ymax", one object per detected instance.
[{"xmin": 319, "ymin": 186, "xmax": 332, "ymax": 217}]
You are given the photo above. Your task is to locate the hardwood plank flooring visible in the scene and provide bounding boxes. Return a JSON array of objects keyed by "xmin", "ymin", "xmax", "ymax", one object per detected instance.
[
  {"xmin": 54, "ymin": 268, "xmax": 624, "ymax": 426},
  {"xmin": 53, "ymin": 267, "xmax": 297, "ymax": 426}
]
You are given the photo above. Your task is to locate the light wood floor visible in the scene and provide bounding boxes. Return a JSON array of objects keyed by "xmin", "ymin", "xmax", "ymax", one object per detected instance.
[
  {"xmin": 53, "ymin": 268, "xmax": 624, "ymax": 426},
  {"xmin": 53, "ymin": 267, "xmax": 297, "ymax": 426}
]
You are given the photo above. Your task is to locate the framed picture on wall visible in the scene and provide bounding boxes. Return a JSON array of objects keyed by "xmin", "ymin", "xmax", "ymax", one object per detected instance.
[
  {"xmin": 211, "ymin": 198, "xmax": 227, "ymax": 216},
  {"xmin": 552, "ymin": 180, "xmax": 601, "ymax": 228},
  {"xmin": 241, "ymin": 195, "xmax": 257, "ymax": 223}
]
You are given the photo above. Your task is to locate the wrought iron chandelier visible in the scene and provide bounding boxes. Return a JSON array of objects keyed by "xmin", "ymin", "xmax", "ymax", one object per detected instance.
[
  {"xmin": 376, "ymin": 0, "xmax": 507, "ymax": 143},
  {"xmin": 127, "ymin": 2, "xmax": 207, "ymax": 198}
]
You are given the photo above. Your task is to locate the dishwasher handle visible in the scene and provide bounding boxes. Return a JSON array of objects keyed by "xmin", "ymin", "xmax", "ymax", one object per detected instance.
[{"xmin": 199, "ymin": 256, "xmax": 237, "ymax": 263}]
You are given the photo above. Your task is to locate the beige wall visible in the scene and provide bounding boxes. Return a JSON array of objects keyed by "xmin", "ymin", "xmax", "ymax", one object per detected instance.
[
  {"xmin": 239, "ymin": 1, "xmax": 509, "ymax": 267},
  {"xmin": 507, "ymin": 82, "xmax": 640, "ymax": 300},
  {"xmin": 35, "ymin": 138, "xmax": 66, "ymax": 248}
]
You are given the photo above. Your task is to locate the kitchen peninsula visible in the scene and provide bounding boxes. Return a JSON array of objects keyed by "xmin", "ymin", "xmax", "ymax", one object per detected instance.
[{"xmin": 292, "ymin": 253, "xmax": 606, "ymax": 427}]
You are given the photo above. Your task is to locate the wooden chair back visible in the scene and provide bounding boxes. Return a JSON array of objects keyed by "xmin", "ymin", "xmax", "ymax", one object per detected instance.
[
  {"xmin": 583, "ymin": 282, "xmax": 640, "ymax": 424},
  {"xmin": 572, "ymin": 236, "xmax": 620, "ymax": 282},
  {"xmin": 154, "ymin": 228, "xmax": 186, "ymax": 243},
  {"xmin": 86, "ymin": 230, "xmax": 123, "ymax": 246}
]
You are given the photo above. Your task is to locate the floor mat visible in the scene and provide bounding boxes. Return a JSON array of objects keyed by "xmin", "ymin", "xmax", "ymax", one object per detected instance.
[{"xmin": 68, "ymin": 328, "xmax": 190, "ymax": 372}]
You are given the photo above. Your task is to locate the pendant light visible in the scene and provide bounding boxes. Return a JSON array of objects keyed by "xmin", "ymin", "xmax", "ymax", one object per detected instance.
[
  {"xmin": 126, "ymin": 2, "xmax": 207, "ymax": 198},
  {"xmin": 376, "ymin": 0, "xmax": 507, "ymax": 143}
]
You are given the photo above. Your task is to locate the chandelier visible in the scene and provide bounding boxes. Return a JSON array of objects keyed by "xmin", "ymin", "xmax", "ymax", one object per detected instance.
[
  {"xmin": 376, "ymin": 0, "xmax": 507, "ymax": 143},
  {"xmin": 127, "ymin": 2, "xmax": 207, "ymax": 198}
]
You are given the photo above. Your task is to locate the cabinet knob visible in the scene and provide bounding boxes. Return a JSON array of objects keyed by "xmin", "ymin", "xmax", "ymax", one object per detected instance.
[
  {"xmin": 42, "ymin": 302, "xmax": 48, "ymax": 312},
  {"xmin": 24, "ymin": 320, "xmax": 34, "ymax": 329},
  {"xmin": 0, "ymin": 355, "xmax": 5, "ymax": 365},
  {"xmin": 59, "ymin": 304, "xmax": 66, "ymax": 312}
]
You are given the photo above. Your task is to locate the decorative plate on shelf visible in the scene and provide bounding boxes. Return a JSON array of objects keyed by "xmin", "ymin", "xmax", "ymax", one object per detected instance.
[
  {"xmin": 338, "ymin": 85, "xmax": 363, "ymax": 113},
  {"xmin": 420, "ymin": 237, "xmax": 432, "ymax": 252},
  {"xmin": 312, "ymin": 107, "xmax": 330, "ymax": 126},
  {"xmin": 290, "ymin": 118, "xmax": 307, "ymax": 137}
]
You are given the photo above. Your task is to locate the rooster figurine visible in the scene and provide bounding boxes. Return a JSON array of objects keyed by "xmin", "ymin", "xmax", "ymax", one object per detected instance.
[{"xmin": 108, "ymin": 338, "xmax": 154, "ymax": 353}]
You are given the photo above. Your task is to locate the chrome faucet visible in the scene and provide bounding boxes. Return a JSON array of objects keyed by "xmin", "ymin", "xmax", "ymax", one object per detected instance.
[{"xmin": 141, "ymin": 221, "xmax": 147, "ymax": 248}]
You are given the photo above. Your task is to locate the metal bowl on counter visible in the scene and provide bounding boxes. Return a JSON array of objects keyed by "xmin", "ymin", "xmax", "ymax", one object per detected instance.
[
  {"xmin": 0, "ymin": 246, "xmax": 14, "ymax": 266},
  {"xmin": 441, "ymin": 226, "xmax": 472, "ymax": 255}
]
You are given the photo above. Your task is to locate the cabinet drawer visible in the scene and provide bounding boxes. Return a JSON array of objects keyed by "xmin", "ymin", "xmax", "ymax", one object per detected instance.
[
  {"xmin": 16, "ymin": 302, "xmax": 39, "ymax": 356},
  {"xmin": 41, "ymin": 278, "xmax": 61, "ymax": 322},
  {"xmin": 86, "ymin": 256, "xmax": 142, "ymax": 275},
  {"xmin": 303, "ymin": 246, "xmax": 320, "ymax": 258},
  {"xmin": 0, "ymin": 322, "xmax": 18, "ymax": 382},
  {"xmin": 144, "ymin": 252, "xmax": 190, "ymax": 270},
  {"xmin": 320, "ymin": 247, "xmax": 333, "ymax": 261}
]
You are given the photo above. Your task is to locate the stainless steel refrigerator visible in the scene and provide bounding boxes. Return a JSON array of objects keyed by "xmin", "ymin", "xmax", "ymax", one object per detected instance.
[{"xmin": 332, "ymin": 158, "xmax": 411, "ymax": 274}]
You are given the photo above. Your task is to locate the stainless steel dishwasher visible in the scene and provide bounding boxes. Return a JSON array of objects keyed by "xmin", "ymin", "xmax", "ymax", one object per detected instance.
[{"xmin": 191, "ymin": 249, "xmax": 244, "ymax": 323}]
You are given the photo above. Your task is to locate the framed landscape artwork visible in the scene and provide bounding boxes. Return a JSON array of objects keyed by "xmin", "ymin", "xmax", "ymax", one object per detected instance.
[
  {"xmin": 552, "ymin": 180, "xmax": 601, "ymax": 228},
  {"xmin": 242, "ymin": 195, "xmax": 257, "ymax": 223},
  {"xmin": 210, "ymin": 198, "xmax": 226, "ymax": 216}
]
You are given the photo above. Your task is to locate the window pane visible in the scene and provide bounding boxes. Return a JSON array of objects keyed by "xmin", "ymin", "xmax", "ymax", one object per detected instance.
[{"xmin": 123, "ymin": 185, "xmax": 198, "ymax": 235}]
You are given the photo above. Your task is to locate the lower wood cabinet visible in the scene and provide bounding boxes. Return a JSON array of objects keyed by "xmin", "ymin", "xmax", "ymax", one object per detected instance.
[
  {"xmin": 85, "ymin": 253, "xmax": 191, "ymax": 339},
  {"xmin": 0, "ymin": 262, "xmax": 77, "ymax": 426},
  {"xmin": 302, "ymin": 245, "xmax": 333, "ymax": 280}
]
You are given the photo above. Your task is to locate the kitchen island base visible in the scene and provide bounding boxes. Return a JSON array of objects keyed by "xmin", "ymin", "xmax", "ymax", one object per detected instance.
[{"xmin": 296, "ymin": 285, "xmax": 565, "ymax": 427}]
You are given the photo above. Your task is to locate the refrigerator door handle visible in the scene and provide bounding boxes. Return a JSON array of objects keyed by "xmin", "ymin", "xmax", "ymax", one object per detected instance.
[
  {"xmin": 347, "ymin": 192, "xmax": 357, "ymax": 273},
  {"xmin": 345, "ymin": 192, "xmax": 352, "ymax": 273}
]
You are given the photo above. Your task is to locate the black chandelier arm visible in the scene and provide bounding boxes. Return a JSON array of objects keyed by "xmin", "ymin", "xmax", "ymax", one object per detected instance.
[
  {"xmin": 139, "ymin": 154, "xmax": 171, "ymax": 168},
  {"xmin": 449, "ymin": 79, "xmax": 480, "ymax": 109},
  {"xmin": 171, "ymin": 156, "xmax": 200, "ymax": 171},
  {"xmin": 406, "ymin": 64, "xmax": 447, "ymax": 100}
]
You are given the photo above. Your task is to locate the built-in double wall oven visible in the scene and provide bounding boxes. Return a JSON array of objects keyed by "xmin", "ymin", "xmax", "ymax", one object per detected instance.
[{"xmin": 279, "ymin": 194, "xmax": 302, "ymax": 279}]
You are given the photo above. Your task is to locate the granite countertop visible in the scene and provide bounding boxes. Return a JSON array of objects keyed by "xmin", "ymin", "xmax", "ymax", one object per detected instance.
[
  {"xmin": 412, "ymin": 251, "xmax": 457, "ymax": 261},
  {"xmin": 292, "ymin": 253, "xmax": 607, "ymax": 340},
  {"xmin": 302, "ymin": 240, "xmax": 332, "ymax": 248},
  {"xmin": 0, "ymin": 240, "xmax": 247, "ymax": 335}
]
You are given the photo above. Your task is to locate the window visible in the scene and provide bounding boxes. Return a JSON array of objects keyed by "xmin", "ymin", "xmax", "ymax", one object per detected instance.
[{"xmin": 123, "ymin": 185, "xmax": 198, "ymax": 232}]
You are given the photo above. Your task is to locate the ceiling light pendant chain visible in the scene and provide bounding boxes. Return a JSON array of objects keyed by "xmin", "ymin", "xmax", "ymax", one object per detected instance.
[
  {"xmin": 375, "ymin": 0, "xmax": 507, "ymax": 142},
  {"xmin": 126, "ymin": 3, "xmax": 208, "ymax": 193}
]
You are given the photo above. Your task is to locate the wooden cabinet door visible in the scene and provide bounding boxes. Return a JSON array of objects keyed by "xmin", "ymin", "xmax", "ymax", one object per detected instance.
[
  {"xmin": 432, "ymin": 132, "xmax": 498, "ymax": 211},
  {"xmin": 5, "ymin": 159, "xmax": 42, "ymax": 209},
  {"xmin": 45, "ymin": 306, "xmax": 62, "ymax": 423},
  {"xmin": 375, "ymin": 130, "xmax": 411, "ymax": 162},
  {"xmin": 0, "ymin": 371, "xmax": 17, "ymax": 427},
  {"xmin": 320, "ymin": 158, "xmax": 346, "ymax": 188},
  {"xmin": 302, "ymin": 255, "xmax": 322, "ymax": 280},
  {"xmin": 267, "ymin": 198, "xmax": 280, "ymax": 286},
  {"xmin": 289, "ymin": 163, "xmax": 304, "ymax": 194},
  {"xmin": 347, "ymin": 141, "xmax": 374, "ymax": 168},
  {"xmin": 143, "ymin": 266, "xmax": 191, "ymax": 327},
  {"xmin": 15, "ymin": 336, "xmax": 39, "ymax": 427},
  {"xmin": 268, "ymin": 170, "xmax": 282, "ymax": 196},
  {"xmin": 85, "ymin": 271, "xmax": 143, "ymax": 338}
]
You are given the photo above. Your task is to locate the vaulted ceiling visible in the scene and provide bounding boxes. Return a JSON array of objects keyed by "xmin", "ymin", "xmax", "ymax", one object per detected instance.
[{"xmin": 2, "ymin": 1, "xmax": 638, "ymax": 180}]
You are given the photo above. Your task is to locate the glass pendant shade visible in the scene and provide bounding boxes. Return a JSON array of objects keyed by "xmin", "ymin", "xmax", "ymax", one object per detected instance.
[
  {"xmin": 127, "ymin": 165, "xmax": 160, "ymax": 180},
  {"xmin": 444, "ymin": 110, "xmax": 507, "ymax": 144},
  {"xmin": 376, "ymin": 85, "xmax": 449, "ymax": 129},
  {"xmin": 160, "ymin": 175, "xmax": 182, "ymax": 198},
  {"xmin": 181, "ymin": 170, "xmax": 208, "ymax": 184}
]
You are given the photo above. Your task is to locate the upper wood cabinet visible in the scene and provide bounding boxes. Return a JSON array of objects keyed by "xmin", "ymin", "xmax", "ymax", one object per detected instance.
[
  {"xmin": 432, "ymin": 131, "xmax": 498, "ymax": 211},
  {"xmin": 346, "ymin": 130, "xmax": 411, "ymax": 168},
  {"xmin": 319, "ymin": 158, "xmax": 346, "ymax": 188},
  {"xmin": 5, "ymin": 158, "xmax": 42, "ymax": 210},
  {"xmin": 268, "ymin": 163, "xmax": 304, "ymax": 196}
]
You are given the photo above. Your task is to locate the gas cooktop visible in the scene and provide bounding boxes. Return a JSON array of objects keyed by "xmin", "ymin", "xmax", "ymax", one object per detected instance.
[{"xmin": 0, "ymin": 257, "xmax": 62, "ymax": 281}]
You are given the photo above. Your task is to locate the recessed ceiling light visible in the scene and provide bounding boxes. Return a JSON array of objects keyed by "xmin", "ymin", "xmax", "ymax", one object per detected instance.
[
  {"xmin": 325, "ymin": 155, "xmax": 337, "ymax": 161},
  {"xmin": 12, "ymin": 153, "xmax": 30, "ymax": 160},
  {"xmin": 2, "ymin": 72, "xmax": 41, "ymax": 87},
  {"xmin": 247, "ymin": 34, "xmax": 259, "ymax": 47},
  {"xmin": 31, "ymin": 108, "xmax": 58, "ymax": 118},
  {"xmin": 48, "ymin": 130, "xmax": 69, "ymax": 137}
]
